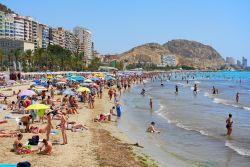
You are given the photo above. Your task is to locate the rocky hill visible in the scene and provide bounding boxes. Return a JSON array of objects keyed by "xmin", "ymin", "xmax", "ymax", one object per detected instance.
[
  {"xmin": 163, "ymin": 40, "xmax": 225, "ymax": 69},
  {"xmin": 119, "ymin": 40, "xmax": 225, "ymax": 69}
]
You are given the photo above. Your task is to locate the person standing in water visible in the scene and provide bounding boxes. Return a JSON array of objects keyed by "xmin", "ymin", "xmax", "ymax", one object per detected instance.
[
  {"xmin": 193, "ymin": 84, "xmax": 198, "ymax": 95},
  {"xmin": 226, "ymin": 114, "xmax": 233, "ymax": 136},
  {"xmin": 175, "ymin": 85, "xmax": 179, "ymax": 95},
  {"xmin": 149, "ymin": 98, "xmax": 153, "ymax": 110},
  {"xmin": 236, "ymin": 92, "xmax": 240, "ymax": 103}
]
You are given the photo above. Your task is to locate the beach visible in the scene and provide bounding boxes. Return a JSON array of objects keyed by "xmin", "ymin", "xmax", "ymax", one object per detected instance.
[{"xmin": 0, "ymin": 78, "xmax": 151, "ymax": 167}]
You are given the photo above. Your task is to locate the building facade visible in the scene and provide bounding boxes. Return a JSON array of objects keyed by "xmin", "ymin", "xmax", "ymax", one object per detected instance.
[
  {"xmin": 0, "ymin": 39, "xmax": 34, "ymax": 54},
  {"xmin": 242, "ymin": 57, "xmax": 247, "ymax": 69},
  {"xmin": 226, "ymin": 57, "xmax": 235, "ymax": 65},
  {"xmin": 237, "ymin": 60, "xmax": 241, "ymax": 67},
  {"xmin": 0, "ymin": 10, "xmax": 93, "ymax": 58},
  {"xmin": 73, "ymin": 26, "xmax": 92, "ymax": 63}
]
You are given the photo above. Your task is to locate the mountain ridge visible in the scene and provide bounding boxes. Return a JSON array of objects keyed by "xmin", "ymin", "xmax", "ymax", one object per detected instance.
[{"xmin": 119, "ymin": 39, "xmax": 225, "ymax": 69}]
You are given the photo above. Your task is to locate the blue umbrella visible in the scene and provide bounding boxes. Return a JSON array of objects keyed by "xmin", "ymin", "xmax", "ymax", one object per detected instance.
[
  {"xmin": 91, "ymin": 78, "xmax": 99, "ymax": 81},
  {"xmin": 66, "ymin": 78, "xmax": 76, "ymax": 82},
  {"xmin": 106, "ymin": 77, "xmax": 115, "ymax": 81},
  {"xmin": 63, "ymin": 90, "xmax": 76, "ymax": 96}
]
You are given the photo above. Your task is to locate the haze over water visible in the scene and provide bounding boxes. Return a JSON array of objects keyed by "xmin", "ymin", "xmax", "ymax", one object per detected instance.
[{"xmin": 119, "ymin": 72, "xmax": 250, "ymax": 167}]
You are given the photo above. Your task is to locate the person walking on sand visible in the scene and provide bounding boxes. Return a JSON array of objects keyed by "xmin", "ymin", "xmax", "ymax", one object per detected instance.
[
  {"xmin": 226, "ymin": 114, "xmax": 233, "ymax": 136},
  {"xmin": 46, "ymin": 112, "xmax": 53, "ymax": 141},
  {"xmin": 149, "ymin": 98, "xmax": 153, "ymax": 110},
  {"xmin": 108, "ymin": 88, "xmax": 113, "ymax": 100},
  {"xmin": 60, "ymin": 113, "xmax": 68, "ymax": 145},
  {"xmin": 236, "ymin": 92, "xmax": 240, "ymax": 103}
]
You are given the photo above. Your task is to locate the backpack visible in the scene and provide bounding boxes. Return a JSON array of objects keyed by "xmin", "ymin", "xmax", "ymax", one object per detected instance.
[{"xmin": 28, "ymin": 135, "xmax": 39, "ymax": 145}]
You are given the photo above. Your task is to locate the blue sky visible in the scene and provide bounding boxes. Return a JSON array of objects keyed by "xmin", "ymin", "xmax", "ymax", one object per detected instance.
[{"xmin": 1, "ymin": 0, "xmax": 250, "ymax": 61}]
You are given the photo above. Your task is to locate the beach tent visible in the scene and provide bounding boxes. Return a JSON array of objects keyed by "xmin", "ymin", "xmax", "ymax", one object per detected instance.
[
  {"xmin": 18, "ymin": 90, "xmax": 36, "ymax": 96},
  {"xmin": 26, "ymin": 104, "xmax": 49, "ymax": 110}
]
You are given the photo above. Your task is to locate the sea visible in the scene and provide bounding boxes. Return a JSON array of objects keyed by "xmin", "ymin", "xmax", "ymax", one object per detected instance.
[{"xmin": 118, "ymin": 71, "xmax": 250, "ymax": 167}]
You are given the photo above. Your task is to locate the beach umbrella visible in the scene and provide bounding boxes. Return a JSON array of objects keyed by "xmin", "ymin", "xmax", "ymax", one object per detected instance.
[
  {"xmin": 91, "ymin": 78, "xmax": 99, "ymax": 81},
  {"xmin": 66, "ymin": 78, "xmax": 77, "ymax": 82},
  {"xmin": 77, "ymin": 87, "xmax": 90, "ymax": 92},
  {"xmin": 55, "ymin": 75, "xmax": 63, "ymax": 78},
  {"xmin": 63, "ymin": 89, "xmax": 76, "ymax": 96},
  {"xmin": 66, "ymin": 73, "xmax": 73, "ymax": 77},
  {"xmin": 84, "ymin": 79, "xmax": 92, "ymax": 83},
  {"xmin": 56, "ymin": 81, "xmax": 66, "ymax": 85},
  {"xmin": 106, "ymin": 77, "xmax": 115, "ymax": 81},
  {"xmin": 26, "ymin": 104, "xmax": 49, "ymax": 110},
  {"xmin": 18, "ymin": 90, "xmax": 37, "ymax": 96},
  {"xmin": 60, "ymin": 78, "xmax": 67, "ymax": 82},
  {"xmin": 80, "ymin": 83, "xmax": 90, "ymax": 87},
  {"xmin": 47, "ymin": 76, "xmax": 53, "ymax": 79},
  {"xmin": 86, "ymin": 76, "xmax": 95, "ymax": 79}
]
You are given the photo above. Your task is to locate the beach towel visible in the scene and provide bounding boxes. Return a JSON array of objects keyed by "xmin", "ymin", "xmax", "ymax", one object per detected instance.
[{"xmin": 0, "ymin": 165, "xmax": 16, "ymax": 167}]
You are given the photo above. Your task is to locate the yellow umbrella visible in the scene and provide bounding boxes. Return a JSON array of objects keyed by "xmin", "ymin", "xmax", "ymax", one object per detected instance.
[
  {"xmin": 47, "ymin": 76, "xmax": 53, "ymax": 79},
  {"xmin": 77, "ymin": 87, "xmax": 90, "ymax": 92},
  {"xmin": 26, "ymin": 104, "xmax": 50, "ymax": 110}
]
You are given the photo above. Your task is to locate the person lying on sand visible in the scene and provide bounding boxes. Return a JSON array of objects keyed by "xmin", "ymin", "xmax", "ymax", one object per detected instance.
[
  {"xmin": 38, "ymin": 139, "xmax": 52, "ymax": 155},
  {"xmin": 0, "ymin": 130, "xmax": 17, "ymax": 137},
  {"xmin": 146, "ymin": 122, "xmax": 160, "ymax": 133}
]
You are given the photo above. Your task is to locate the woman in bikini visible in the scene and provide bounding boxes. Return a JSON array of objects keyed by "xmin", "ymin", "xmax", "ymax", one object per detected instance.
[{"xmin": 60, "ymin": 112, "xmax": 68, "ymax": 145}]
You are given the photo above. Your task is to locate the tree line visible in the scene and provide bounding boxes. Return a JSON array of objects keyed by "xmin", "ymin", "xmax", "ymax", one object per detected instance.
[{"xmin": 0, "ymin": 45, "xmax": 104, "ymax": 72}]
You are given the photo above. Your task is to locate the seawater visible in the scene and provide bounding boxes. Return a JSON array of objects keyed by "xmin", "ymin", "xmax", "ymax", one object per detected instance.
[{"xmin": 118, "ymin": 71, "xmax": 250, "ymax": 167}]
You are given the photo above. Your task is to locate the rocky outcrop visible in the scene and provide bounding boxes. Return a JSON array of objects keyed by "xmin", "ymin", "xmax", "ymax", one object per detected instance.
[
  {"xmin": 119, "ymin": 40, "xmax": 225, "ymax": 69},
  {"xmin": 163, "ymin": 40, "xmax": 225, "ymax": 69},
  {"xmin": 119, "ymin": 43, "xmax": 171, "ymax": 65}
]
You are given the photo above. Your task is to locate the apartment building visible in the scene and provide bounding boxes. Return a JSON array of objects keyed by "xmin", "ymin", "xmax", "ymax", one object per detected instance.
[
  {"xmin": 65, "ymin": 30, "xmax": 78, "ymax": 53},
  {"xmin": 14, "ymin": 15, "xmax": 25, "ymax": 41},
  {"xmin": 24, "ymin": 16, "xmax": 33, "ymax": 42},
  {"xmin": 0, "ymin": 11, "xmax": 5, "ymax": 38},
  {"xmin": 0, "ymin": 10, "xmax": 93, "ymax": 57},
  {"xmin": 4, "ymin": 14, "xmax": 15, "ymax": 39},
  {"xmin": 73, "ymin": 26, "xmax": 92, "ymax": 62}
]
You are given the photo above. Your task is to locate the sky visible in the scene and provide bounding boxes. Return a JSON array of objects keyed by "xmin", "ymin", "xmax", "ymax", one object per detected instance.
[{"xmin": 1, "ymin": 0, "xmax": 250, "ymax": 61}]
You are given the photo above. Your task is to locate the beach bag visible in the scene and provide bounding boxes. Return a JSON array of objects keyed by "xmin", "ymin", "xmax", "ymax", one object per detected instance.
[{"xmin": 28, "ymin": 135, "xmax": 39, "ymax": 145}]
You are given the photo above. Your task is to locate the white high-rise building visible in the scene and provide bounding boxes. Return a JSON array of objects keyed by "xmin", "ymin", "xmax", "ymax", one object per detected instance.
[
  {"xmin": 73, "ymin": 26, "xmax": 92, "ymax": 63},
  {"xmin": 14, "ymin": 15, "xmax": 25, "ymax": 41},
  {"xmin": 4, "ymin": 14, "xmax": 15, "ymax": 39}
]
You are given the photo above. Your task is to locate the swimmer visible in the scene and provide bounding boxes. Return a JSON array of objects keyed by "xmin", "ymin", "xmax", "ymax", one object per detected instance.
[{"xmin": 146, "ymin": 122, "xmax": 160, "ymax": 133}]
